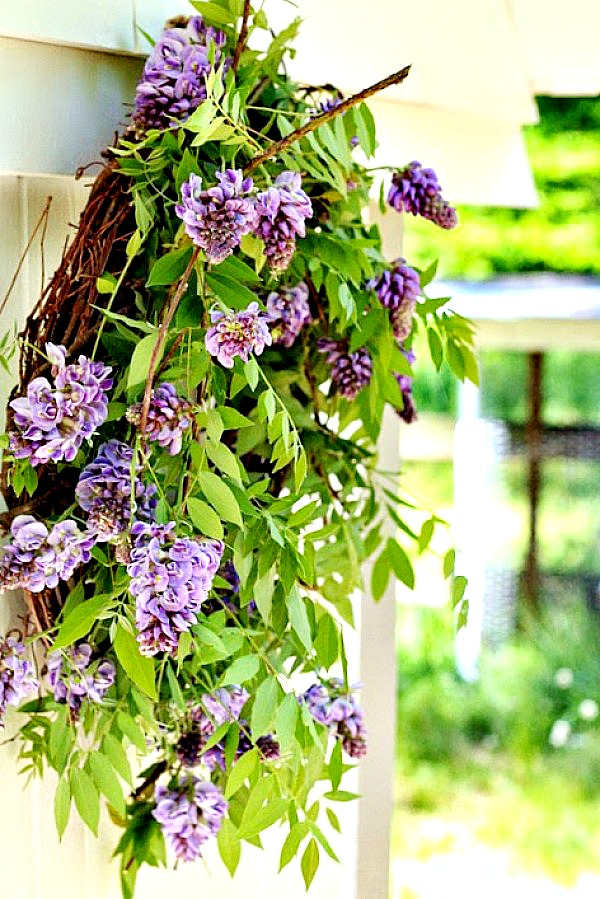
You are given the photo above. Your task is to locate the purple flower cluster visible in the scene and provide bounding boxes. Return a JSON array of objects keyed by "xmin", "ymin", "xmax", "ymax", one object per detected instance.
[
  {"xmin": 317, "ymin": 339, "xmax": 372, "ymax": 400},
  {"xmin": 177, "ymin": 685, "xmax": 249, "ymax": 769},
  {"xmin": 76, "ymin": 440, "xmax": 156, "ymax": 542},
  {"xmin": 176, "ymin": 171, "xmax": 256, "ymax": 264},
  {"xmin": 0, "ymin": 515, "xmax": 94, "ymax": 594},
  {"xmin": 9, "ymin": 343, "xmax": 112, "ymax": 467},
  {"xmin": 205, "ymin": 301, "xmax": 271, "ymax": 369},
  {"xmin": 133, "ymin": 16, "xmax": 229, "ymax": 132},
  {"xmin": 301, "ymin": 679, "xmax": 367, "ymax": 758},
  {"xmin": 153, "ymin": 775, "xmax": 227, "ymax": 862},
  {"xmin": 47, "ymin": 643, "xmax": 115, "ymax": 712},
  {"xmin": 127, "ymin": 521, "xmax": 223, "ymax": 656},
  {"xmin": 255, "ymin": 172, "xmax": 313, "ymax": 272},
  {"xmin": 126, "ymin": 383, "xmax": 192, "ymax": 456},
  {"xmin": 395, "ymin": 347, "xmax": 417, "ymax": 424},
  {"xmin": 388, "ymin": 161, "xmax": 458, "ymax": 230},
  {"xmin": 0, "ymin": 635, "xmax": 37, "ymax": 726},
  {"xmin": 266, "ymin": 282, "xmax": 312, "ymax": 348}
]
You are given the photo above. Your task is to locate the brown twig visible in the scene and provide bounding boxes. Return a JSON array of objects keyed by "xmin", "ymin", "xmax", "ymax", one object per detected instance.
[
  {"xmin": 232, "ymin": 0, "xmax": 252, "ymax": 73},
  {"xmin": 244, "ymin": 64, "xmax": 411, "ymax": 174},
  {"xmin": 138, "ymin": 249, "xmax": 200, "ymax": 442},
  {"xmin": 0, "ymin": 196, "xmax": 53, "ymax": 320}
]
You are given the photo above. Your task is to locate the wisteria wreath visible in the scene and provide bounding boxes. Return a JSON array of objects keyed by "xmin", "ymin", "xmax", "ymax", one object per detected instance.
[{"xmin": 0, "ymin": 2, "xmax": 476, "ymax": 895}]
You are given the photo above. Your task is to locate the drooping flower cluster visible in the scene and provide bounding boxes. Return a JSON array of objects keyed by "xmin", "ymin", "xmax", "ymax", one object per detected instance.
[
  {"xmin": 394, "ymin": 347, "xmax": 417, "ymax": 424},
  {"xmin": 266, "ymin": 282, "xmax": 312, "ymax": 348},
  {"xmin": 76, "ymin": 440, "xmax": 156, "ymax": 542},
  {"xmin": 317, "ymin": 339, "xmax": 372, "ymax": 400},
  {"xmin": 9, "ymin": 343, "xmax": 112, "ymax": 467},
  {"xmin": 176, "ymin": 685, "xmax": 249, "ymax": 769},
  {"xmin": 133, "ymin": 16, "xmax": 229, "ymax": 131},
  {"xmin": 368, "ymin": 259, "xmax": 420, "ymax": 344},
  {"xmin": 153, "ymin": 775, "xmax": 227, "ymax": 862},
  {"xmin": 176, "ymin": 171, "xmax": 257, "ymax": 264},
  {"xmin": 0, "ymin": 515, "xmax": 95, "ymax": 594},
  {"xmin": 301, "ymin": 679, "xmax": 367, "ymax": 758},
  {"xmin": 254, "ymin": 172, "xmax": 313, "ymax": 272},
  {"xmin": 47, "ymin": 643, "xmax": 116, "ymax": 712},
  {"xmin": 0, "ymin": 635, "xmax": 37, "ymax": 726},
  {"xmin": 205, "ymin": 301, "xmax": 272, "ymax": 369},
  {"xmin": 127, "ymin": 521, "xmax": 223, "ymax": 656},
  {"xmin": 388, "ymin": 161, "xmax": 458, "ymax": 230},
  {"xmin": 126, "ymin": 383, "xmax": 192, "ymax": 456}
]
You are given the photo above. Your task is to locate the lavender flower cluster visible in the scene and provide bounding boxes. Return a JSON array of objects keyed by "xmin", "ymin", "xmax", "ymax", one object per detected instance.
[
  {"xmin": 395, "ymin": 347, "xmax": 417, "ymax": 424},
  {"xmin": 133, "ymin": 16, "xmax": 229, "ymax": 132},
  {"xmin": 0, "ymin": 515, "xmax": 94, "ymax": 594},
  {"xmin": 368, "ymin": 259, "xmax": 420, "ymax": 342},
  {"xmin": 175, "ymin": 169, "xmax": 312, "ymax": 272},
  {"xmin": 126, "ymin": 383, "xmax": 192, "ymax": 456},
  {"xmin": 301, "ymin": 679, "xmax": 367, "ymax": 758},
  {"xmin": 76, "ymin": 440, "xmax": 156, "ymax": 542},
  {"xmin": 153, "ymin": 775, "xmax": 227, "ymax": 862},
  {"xmin": 317, "ymin": 339, "xmax": 372, "ymax": 400},
  {"xmin": 0, "ymin": 635, "xmax": 37, "ymax": 726},
  {"xmin": 266, "ymin": 281, "xmax": 312, "ymax": 348},
  {"xmin": 176, "ymin": 171, "xmax": 257, "ymax": 265},
  {"xmin": 127, "ymin": 521, "xmax": 223, "ymax": 656},
  {"xmin": 47, "ymin": 643, "xmax": 115, "ymax": 712},
  {"xmin": 254, "ymin": 172, "xmax": 314, "ymax": 272},
  {"xmin": 388, "ymin": 161, "xmax": 458, "ymax": 230},
  {"xmin": 205, "ymin": 301, "xmax": 271, "ymax": 369},
  {"xmin": 9, "ymin": 343, "xmax": 112, "ymax": 467}
]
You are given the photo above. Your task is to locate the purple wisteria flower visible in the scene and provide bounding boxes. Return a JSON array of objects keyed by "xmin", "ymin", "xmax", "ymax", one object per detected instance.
[
  {"xmin": 266, "ymin": 282, "xmax": 312, "ymax": 348},
  {"xmin": 0, "ymin": 515, "xmax": 95, "ymax": 594},
  {"xmin": 76, "ymin": 440, "xmax": 156, "ymax": 542},
  {"xmin": 300, "ymin": 678, "xmax": 367, "ymax": 758},
  {"xmin": 47, "ymin": 643, "xmax": 115, "ymax": 712},
  {"xmin": 153, "ymin": 775, "xmax": 227, "ymax": 862},
  {"xmin": 175, "ymin": 171, "xmax": 256, "ymax": 264},
  {"xmin": 394, "ymin": 347, "xmax": 417, "ymax": 424},
  {"xmin": 9, "ymin": 343, "xmax": 112, "ymax": 467},
  {"xmin": 133, "ymin": 16, "xmax": 230, "ymax": 131},
  {"xmin": 127, "ymin": 521, "xmax": 223, "ymax": 656},
  {"xmin": 368, "ymin": 259, "xmax": 420, "ymax": 312},
  {"xmin": 317, "ymin": 339, "xmax": 372, "ymax": 400},
  {"xmin": 254, "ymin": 172, "xmax": 313, "ymax": 272},
  {"xmin": 0, "ymin": 635, "xmax": 37, "ymax": 726},
  {"xmin": 388, "ymin": 161, "xmax": 458, "ymax": 230},
  {"xmin": 126, "ymin": 383, "xmax": 192, "ymax": 456},
  {"xmin": 205, "ymin": 301, "xmax": 271, "ymax": 369},
  {"xmin": 176, "ymin": 685, "xmax": 249, "ymax": 770}
]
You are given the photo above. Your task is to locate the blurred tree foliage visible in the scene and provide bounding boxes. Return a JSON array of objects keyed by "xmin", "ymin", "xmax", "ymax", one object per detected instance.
[{"xmin": 404, "ymin": 96, "xmax": 600, "ymax": 280}]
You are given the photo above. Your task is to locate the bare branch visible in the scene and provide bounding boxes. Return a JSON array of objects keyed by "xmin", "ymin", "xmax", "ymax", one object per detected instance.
[{"xmin": 233, "ymin": 0, "xmax": 252, "ymax": 73}]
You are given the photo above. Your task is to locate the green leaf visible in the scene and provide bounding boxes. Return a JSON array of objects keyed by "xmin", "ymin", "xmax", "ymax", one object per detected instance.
[
  {"xmin": 279, "ymin": 821, "xmax": 309, "ymax": 871},
  {"xmin": 71, "ymin": 768, "xmax": 99, "ymax": 836},
  {"xmin": 386, "ymin": 538, "xmax": 415, "ymax": 589},
  {"xmin": 251, "ymin": 677, "xmax": 279, "ymax": 738},
  {"xmin": 117, "ymin": 711, "xmax": 147, "ymax": 752},
  {"xmin": 225, "ymin": 748, "xmax": 258, "ymax": 798},
  {"xmin": 221, "ymin": 654, "xmax": 259, "ymax": 685},
  {"xmin": 253, "ymin": 565, "xmax": 275, "ymax": 623},
  {"xmin": 127, "ymin": 332, "xmax": 160, "ymax": 393},
  {"xmin": 275, "ymin": 693, "xmax": 298, "ymax": 752},
  {"xmin": 96, "ymin": 273, "xmax": 117, "ymax": 294},
  {"xmin": 286, "ymin": 586, "xmax": 312, "ymax": 651},
  {"xmin": 244, "ymin": 356, "xmax": 259, "ymax": 391},
  {"xmin": 371, "ymin": 547, "xmax": 391, "ymax": 601},
  {"xmin": 301, "ymin": 839, "xmax": 320, "ymax": 889},
  {"xmin": 198, "ymin": 470, "xmax": 243, "ymax": 526},
  {"xmin": 418, "ymin": 517, "xmax": 435, "ymax": 553},
  {"xmin": 54, "ymin": 776, "xmax": 71, "ymax": 840},
  {"xmin": 146, "ymin": 245, "xmax": 193, "ymax": 287},
  {"xmin": 323, "ymin": 790, "xmax": 360, "ymax": 802},
  {"xmin": 240, "ymin": 798, "xmax": 288, "ymax": 838},
  {"xmin": 102, "ymin": 734, "xmax": 132, "ymax": 786},
  {"xmin": 88, "ymin": 751, "xmax": 126, "ymax": 817},
  {"xmin": 206, "ymin": 440, "xmax": 243, "ymax": 484},
  {"xmin": 314, "ymin": 615, "xmax": 339, "ymax": 670},
  {"xmin": 217, "ymin": 817, "xmax": 241, "ymax": 876},
  {"xmin": 53, "ymin": 595, "xmax": 112, "ymax": 650},
  {"xmin": 326, "ymin": 807, "xmax": 341, "ymax": 833},
  {"xmin": 217, "ymin": 406, "xmax": 254, "ymax": 429},
  {"xmin": 187, "ymin": 496, "xmax": 224, "ymax": 540},
  {"xmin": 443, "ymin": 548, "xmax": 456, "ymax": 579},
  {"xmin": 451, "ymin": 575, "xmax": 468, "ymax": 608},
  {"xmin": 190, "ymin": 1, "xmax": 237, "ymax": 25},
  {"xmin": 206, "ymin": 272, "xmax": 258, "ymax": 310},
  {"xmin": 457, "ymin": 599, "xmax": 469, "ymax": 630},
  {"xmin": 114, "ymin": 624, "xmax": 157, "ymax": 700},
  {"xmin": 427, "ymin": 327, "xmax": 444, "ymax": 370},
  {"xmin": 328, "ymin": 738, "xmax": 343, "ymax": 791}
]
